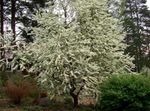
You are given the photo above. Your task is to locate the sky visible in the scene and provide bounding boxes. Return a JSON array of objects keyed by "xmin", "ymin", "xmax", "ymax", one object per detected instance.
[{"xmin": 147, "ymin": 0, "xmax": 150, "ymax": 9}]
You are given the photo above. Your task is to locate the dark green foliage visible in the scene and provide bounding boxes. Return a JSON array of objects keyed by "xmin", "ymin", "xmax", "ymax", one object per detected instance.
[
  {"xmin": 0, "ymin": 73, "xmax": 2, "ymax": 86},
  {"xmin": 0, "ymin": 71, "xmax": 10, "ymax": 85},
  {"xmin": 97, "ymin": 74, "xmax": 150, "ymax": 111},
  {"xmin": 121, "ymin": 0, "xmax": 150, "ymax": 72}
]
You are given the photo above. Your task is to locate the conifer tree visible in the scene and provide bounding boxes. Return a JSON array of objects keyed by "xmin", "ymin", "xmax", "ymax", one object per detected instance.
[{"xmin": 121, "ymin": 0, "xmax": 150, "ymax": 72}]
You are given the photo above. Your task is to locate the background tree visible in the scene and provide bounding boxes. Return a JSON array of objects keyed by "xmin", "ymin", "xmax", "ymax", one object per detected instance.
[
  {"xmin": 11, "ymin": 0, "xmax": 16, "ymax": 40},
  {"xmin": 139, "ymin": 4, "xmax": 150, "ymax": 68},
  {"xmin": 0, "ymin": 0, "xmax": 50, "ymax": 71},
  {"xmin": 108, "ymin": 0, "xmax": 121, "ymax": 18},
  {"xmin": 121, "ymin": 0, "xmax": 150, "ymax": 72},
  {"xmin": 2, "ymin": 0, "xmax": 49, "ymax": 42},
  {"xmin": 0, "ymin": 0, "xmax": 4, "ymax": 35},
  {"xmin": 16, "ymin": 0, "xmax": 132, "ymax": 107}
]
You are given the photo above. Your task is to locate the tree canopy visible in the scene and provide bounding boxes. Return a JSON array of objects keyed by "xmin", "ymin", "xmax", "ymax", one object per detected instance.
[{"xmin": 15, "ymin": 0, "xmax": 132, "ymax": 107}]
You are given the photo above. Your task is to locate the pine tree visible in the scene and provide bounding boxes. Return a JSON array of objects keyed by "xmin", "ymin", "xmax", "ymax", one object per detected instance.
[
  {"xmin": 121, "ymin": 0, "xmax": 150, "ymax": 72},
  {"xmin": 139, "ymin": 5, "xmax": 150, "ymax": 68},
  {"xmin": 16, "ymin": 0, "xmax": 132, "ymax": 107}
]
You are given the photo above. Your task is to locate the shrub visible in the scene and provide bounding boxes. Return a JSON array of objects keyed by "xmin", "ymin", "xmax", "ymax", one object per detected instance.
[
  {"xmin": 5, "ymin": 74, "xmax": 39, "ymax": 104},
  {"xmin": 0, "ymin": 74, "xmax": 2, "ymax": 88},
  {"xmin": 0, "ymin": 75, "xmax": 4, "ymax": 98},
  {"xmin": 0, "ymin": 71, "xmax": 8, "ymax": 85},
  {"xmin": 96, "ymin": 74, "xmax": 150, "ymax": 111}
]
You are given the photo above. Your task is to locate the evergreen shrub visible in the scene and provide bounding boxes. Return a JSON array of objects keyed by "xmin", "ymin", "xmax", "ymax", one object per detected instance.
[{"xmin": 97, "ymin": 74, "xmax": 150, "ymax": 111}]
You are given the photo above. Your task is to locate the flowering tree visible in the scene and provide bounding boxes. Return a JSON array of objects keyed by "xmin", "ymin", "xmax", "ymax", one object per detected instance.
[{"xmin": 16, "ymin": 0, "xmax": 132, "ymax": 107}]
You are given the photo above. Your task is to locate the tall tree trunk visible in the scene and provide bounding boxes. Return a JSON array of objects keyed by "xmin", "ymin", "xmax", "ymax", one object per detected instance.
[
  {"xmin": 0, "ymin": 0, "xmax": 4, "ymax": 61},
  {"xmin": 0, "ymin": 0, "xmax": 4, "ymax": 35},
  {"xmin": 128, "ymin": 0, "xmax": 140, "ymax": 72},
  {"xmin": 134, "ymin": 0, "xmax": 142, "ymax": 72},
  {"xmin": 11, "ymin": 0, "xmax": 16, "ymax": 40}
]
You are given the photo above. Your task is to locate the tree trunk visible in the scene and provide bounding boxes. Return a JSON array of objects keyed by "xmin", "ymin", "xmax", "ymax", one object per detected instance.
[
  {"xmin": 134, "ymin": 0, "xmax": 142, "ymax": 73},
  {"xmin": 0, "ymin": 0, "xmax": 4, "ymax": 35},
  {"xmin": 128, "ymin": 0, "xmax": 140, "ymax": 72},
  {"xmin": 70, "ymin": 91, "xmax": 79, "ymax": 108},
  {"xmin": 69, "ymin": 79, "xmax": 85, "ymax": 108},
  {"xmin": 0, "ymin": 0, "xmax": 4, "ymax": 61},
  {"xmin": 13, "ymin": 98, "xmax": 21, "ymax": 105},
  {"xmin": 11, "ymin": 0, "xmax": 16, "ymax": 40}
]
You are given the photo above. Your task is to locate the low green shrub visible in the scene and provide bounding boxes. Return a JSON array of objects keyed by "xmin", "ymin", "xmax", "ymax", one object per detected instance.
[
  {"xmin": 0, "ymin": 75, "xmax": 2, "ymax": 86},
  {"xmin": 0, "ymin": 74, "xmax": 7, "ymax": 99},
  {"xmin": 96, "ymin": 74, "xmax": 150, "ymax": 111},
  {"xmin": 0, "ymin": 71, "xmax": 8, "ymax": 85}
]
